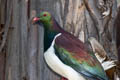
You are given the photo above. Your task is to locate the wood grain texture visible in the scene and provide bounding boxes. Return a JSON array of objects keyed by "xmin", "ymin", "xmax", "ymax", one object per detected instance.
[{"xmin": 5, "ymin": 0, "xmax": 28, "ymax": 80}]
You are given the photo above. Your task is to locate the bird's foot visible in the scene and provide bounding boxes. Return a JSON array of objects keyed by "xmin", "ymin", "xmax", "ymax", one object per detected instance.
[{"xmin": 61, "ymin": 77, "xmax": 68, "ymax": 80}]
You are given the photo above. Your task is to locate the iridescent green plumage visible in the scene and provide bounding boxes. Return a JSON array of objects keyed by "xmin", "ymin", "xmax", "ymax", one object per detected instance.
[{"xmin": 54, "ymin": 33, "xmax": 108, "ymax": 80}]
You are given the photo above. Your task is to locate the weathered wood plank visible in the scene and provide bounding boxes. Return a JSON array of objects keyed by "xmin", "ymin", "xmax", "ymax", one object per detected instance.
[
  {"xmin": 27, "ymin": 23, "xmax": 38, "ymax": 80},
  {"xmin": 5, "ymin": 0, "xmax": 28, "ymax": 80}
]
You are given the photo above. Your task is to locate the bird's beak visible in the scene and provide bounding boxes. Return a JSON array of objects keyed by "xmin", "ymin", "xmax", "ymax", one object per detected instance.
[{"xmin": 32, "ymin": 17, "xmax": 40, "ymax": 24}]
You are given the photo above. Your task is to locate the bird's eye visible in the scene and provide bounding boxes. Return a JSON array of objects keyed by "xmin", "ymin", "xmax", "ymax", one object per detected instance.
[{"xmin": 43, "ymin": 14, "xmax": 47, "ymax": 16}]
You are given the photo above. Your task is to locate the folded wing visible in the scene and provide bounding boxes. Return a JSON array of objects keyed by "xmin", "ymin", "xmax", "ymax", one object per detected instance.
[{"xmin": 54, "ymin": 33, "xmax": 108, "ymax": 80}]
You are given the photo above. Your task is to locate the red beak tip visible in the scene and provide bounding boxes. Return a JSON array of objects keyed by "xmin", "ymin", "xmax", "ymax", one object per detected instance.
[{"xmin": 33, "ymin": 17, "xmax": 40, "ymax": 22}]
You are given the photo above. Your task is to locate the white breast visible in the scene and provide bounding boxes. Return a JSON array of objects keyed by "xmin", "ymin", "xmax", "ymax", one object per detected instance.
[{"xmin": 44, "ymin": 33, "xmax": 86, "ymax": 80}]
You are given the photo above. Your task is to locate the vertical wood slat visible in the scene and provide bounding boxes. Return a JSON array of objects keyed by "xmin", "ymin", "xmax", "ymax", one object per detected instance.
[
  {"xmin": 27, "ymin": 24, "xmax": 38, "ymax": 80},
  {"xmin": 6, "ymin": 0, "xmax": 21, "ymax": 79},
  {"xmin": 19, "ymin": 0, "xmax": 28, "ymax": 79},
  {"xmin": 5, "ymin": 0, "xmax": 28, "ymax": 80}
]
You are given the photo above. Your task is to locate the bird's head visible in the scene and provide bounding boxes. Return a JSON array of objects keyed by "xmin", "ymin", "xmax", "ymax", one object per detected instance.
[
  {"xmin": 33, "ymin": 11, "xmax": 62, "ymax": 32},
  {"xmin": 33, "ymin": 11, "xmax": 52, "ymax": 27}
]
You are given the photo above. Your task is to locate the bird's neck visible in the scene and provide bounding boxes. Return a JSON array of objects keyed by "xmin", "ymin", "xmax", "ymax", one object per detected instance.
[
  {"xmin": 43, "ymin": 18, "xmax": 63, "ymax": 32},
  {"xmin": 44, "ymin": 30, "xmax": 58, "ymax": 52},
  {"xmin": 43, "ymin": 19, "xmax": 62, "ymax": 52}
]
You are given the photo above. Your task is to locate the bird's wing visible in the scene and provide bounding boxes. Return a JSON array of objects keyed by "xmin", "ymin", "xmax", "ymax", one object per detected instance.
[{"xmin": 54, "ymin": 33, "xmax": 108, "ymax": 80}]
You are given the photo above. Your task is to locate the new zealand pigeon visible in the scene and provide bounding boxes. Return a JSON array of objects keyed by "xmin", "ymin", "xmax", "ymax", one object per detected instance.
[{"xmin": 33, "ymin": 11, "xmax": 109, "ymax": 80}]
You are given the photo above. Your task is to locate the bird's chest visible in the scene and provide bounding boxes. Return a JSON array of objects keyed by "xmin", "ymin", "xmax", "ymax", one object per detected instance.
[{"xmin": 44, "ymin": 46, "xmax": 66, "ymax": 77}]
